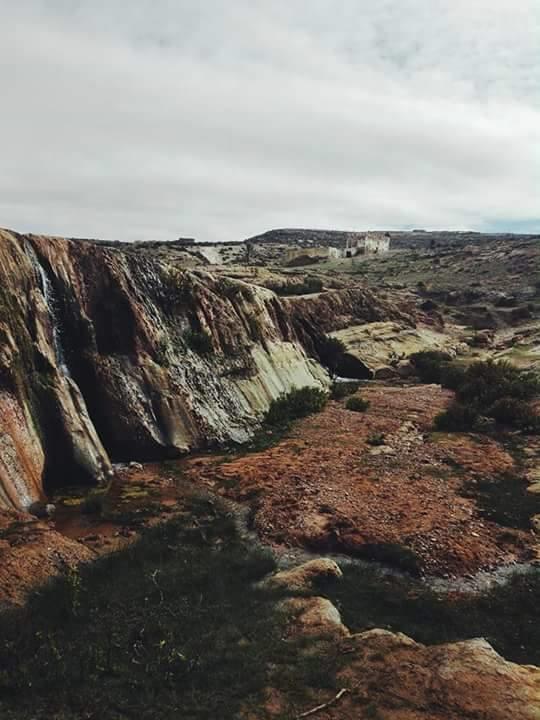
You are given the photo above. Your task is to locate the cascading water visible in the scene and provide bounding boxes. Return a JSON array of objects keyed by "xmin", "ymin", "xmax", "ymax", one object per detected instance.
[{"xmin": 25, "ymin": 243, "xmax": 72, "ymax": 377}]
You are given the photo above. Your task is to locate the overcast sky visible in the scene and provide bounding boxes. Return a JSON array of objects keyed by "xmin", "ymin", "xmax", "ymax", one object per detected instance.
[{"xmin": 1, "ymin": 2, "xmax": 539, "ymax": 242}]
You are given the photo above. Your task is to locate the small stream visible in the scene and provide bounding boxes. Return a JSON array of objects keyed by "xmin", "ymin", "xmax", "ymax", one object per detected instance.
[
  {"xmin": 211, "ymin": 487, "xmax": 539, "ymax": 597},
  {"xmin": 25, "ymin": 242, "xmax": 72, "ymax": 377}
]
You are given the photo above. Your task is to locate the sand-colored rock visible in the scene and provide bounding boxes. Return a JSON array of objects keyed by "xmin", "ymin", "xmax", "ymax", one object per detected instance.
[
  {"xmin": 330, "ymin": 321, "xmax": 464, "ymax": 377},
  {"xmin": 279, "ymin": 596, "xmax": 349, "ymax": 639},
  {"xmin": 326, "ymin": 629, "xmax": 540, "ymax": 720},
  {"xmin": 260, "ymin": 558, "xmax": 343, "ymax": 594}
]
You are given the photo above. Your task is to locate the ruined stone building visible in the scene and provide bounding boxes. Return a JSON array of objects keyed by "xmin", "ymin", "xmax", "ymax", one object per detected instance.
[{"xmin": 344, "ymin": 232, "xmax": 391, "ymax": 257}]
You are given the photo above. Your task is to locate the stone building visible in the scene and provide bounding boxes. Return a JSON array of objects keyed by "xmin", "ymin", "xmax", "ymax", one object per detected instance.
[{"xmin": 344, "ymin": 232, "xmax": 391, "ymax": 257}]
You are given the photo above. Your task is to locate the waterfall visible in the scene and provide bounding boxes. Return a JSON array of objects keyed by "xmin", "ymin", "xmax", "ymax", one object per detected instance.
[{"xmin": 25, "ymin": 243, "xmax": 72, "ymax": 378}]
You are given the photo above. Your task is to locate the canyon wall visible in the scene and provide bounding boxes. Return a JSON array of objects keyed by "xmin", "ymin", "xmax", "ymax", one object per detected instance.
[{"xmin": 0, "ymin": 229, "xmax": 411, "ymax": 510}]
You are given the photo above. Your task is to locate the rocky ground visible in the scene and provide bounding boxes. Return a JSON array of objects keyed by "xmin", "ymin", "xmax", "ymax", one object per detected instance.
[
  {"xmin": 180, "ymin": 383, "xmax": 538, "ymax": 577},
  {"xmin": 1, "ymin": 228, "xmax": 540, "ymax": 718},
  {"xmin": 243, "ymin": 560, "xmax": 540, "ymax": 720}
]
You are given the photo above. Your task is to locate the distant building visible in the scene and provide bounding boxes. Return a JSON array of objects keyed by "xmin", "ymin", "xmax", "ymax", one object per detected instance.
[{"xmin": 344, "ymin": 232, "xmax": 390, "ymax": 258}]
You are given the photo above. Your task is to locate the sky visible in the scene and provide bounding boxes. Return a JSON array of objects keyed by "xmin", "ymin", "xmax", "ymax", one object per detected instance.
[{"xmin": 1, "ymin": 1, "xmax": 539, "ymax": 242}]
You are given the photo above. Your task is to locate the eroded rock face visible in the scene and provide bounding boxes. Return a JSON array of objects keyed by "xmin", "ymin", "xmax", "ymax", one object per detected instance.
[
  {"xmin": 250, "ymin": 559, "xmax": 540, "ymax": 720},
  {"xmin": 331, "ymin": 629, "xmax": 540, "ymax": 720},
  {"xmin": 330, "ymin": 321, "xmax": 466, "ymax": 378},
  {"xmin": 0, "ymin": 230, "xmax": 424, "ymax": 509}
]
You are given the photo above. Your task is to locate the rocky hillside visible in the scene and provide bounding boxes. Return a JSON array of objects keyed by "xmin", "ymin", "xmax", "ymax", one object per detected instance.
[{"xmin": 0, "ymin": 229, "xmax": 413, "ymax": 511}]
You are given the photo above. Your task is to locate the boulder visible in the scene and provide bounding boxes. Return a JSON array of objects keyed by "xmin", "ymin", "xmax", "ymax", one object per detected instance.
[{"xmin": 260, "ymin": 558, "xmax": 343, "ymax": 594}]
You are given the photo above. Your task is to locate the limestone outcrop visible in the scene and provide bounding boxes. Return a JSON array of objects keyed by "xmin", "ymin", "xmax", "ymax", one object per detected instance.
[
  {"xmin": 0, "ymin": 229, "xmax": 415, "ymax": 510},
  {"xmin": 330, "ymin": 320, "xmax": 467, "ymax": 378}
]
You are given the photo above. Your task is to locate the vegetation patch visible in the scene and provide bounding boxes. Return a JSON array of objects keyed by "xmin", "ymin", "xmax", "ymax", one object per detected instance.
[
  {"xmin": 317, "ymin": 336, "xmax": 347, "ymax": 376},
  {"xmin": 0, "ymin": 496, "xmax": 341, "ymax": 720},
  {"xmin": 345, "ymin": 396, "xmax": 370, "ymax": 413},
  {"xmin": 324, "ymin": 564, "xmax": 540, "ymax": 665},
  {"xmin": 411, "ymin": 354, "xmax": 540, "ymax": 433},
  {"xmin": 367, "ymin": 432, "xmax": 386, "ymax": 446},
  {"xmin": 461, "ymin": 474, "xmax": 540, "ymax": 530},
  {"xmin": 331, "ymin": 380, "xmax": 360, "ymax": 400},
  {"xmin": 264, "ymin": 386, "xmax": 328, "ymax": 427}
]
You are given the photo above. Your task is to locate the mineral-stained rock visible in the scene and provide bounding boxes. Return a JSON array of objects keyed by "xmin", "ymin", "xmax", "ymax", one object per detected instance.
[
  {"xmin": 330, "ymin": 321, "xmax": 464, "ymax": 377},
  {"xmin": 0, "ymin": 228, "xmax": 418, "ymax": 510},
  {"xmin": 328, "ymin": 629, "xmax": 540, "ymax": 720}
]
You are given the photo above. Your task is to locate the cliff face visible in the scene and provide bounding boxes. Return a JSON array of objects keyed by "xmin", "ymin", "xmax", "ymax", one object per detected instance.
[
  {"xmin": 0, "ymin": 230, "xmax": 327, "ymax": 509},
  {"xmin": 0, "ymin": 229, "xmax": 413, "ymax": 511}
]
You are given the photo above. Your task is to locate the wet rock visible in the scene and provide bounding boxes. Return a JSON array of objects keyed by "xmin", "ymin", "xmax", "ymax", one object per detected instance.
[{"xmin": 28, "ymin": 502, "xmax": 55, "ymax": 519}]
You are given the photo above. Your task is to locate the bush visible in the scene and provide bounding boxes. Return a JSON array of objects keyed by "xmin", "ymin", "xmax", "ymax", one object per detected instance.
[
  {"xmin": 264, "ymin": 386, "xmax": 328, "ymax": 427},
  {"xmin": 331, "ymin": 381, "xmax": 360, "ymax": 400},
  {"xmin": 412, "ymin": 355, "xmax": 540, "ymax": 434},
  {"xmin": 409, "ymin": 351, "xmax": 451, "ymax": 384},
  {"xmin": 460, "ymin": 360, "xmax": 540, "ymax": 405},
  {"xmin": 367, "ymin": 432, "xmax": 385, "ymax": 446},
  {"xmin": 439, "ymin": 363, "xmax": 467, "ymax": 391},
  {"xmin": 185, "ymin": 329, "xmax": 213, "ymax": 355},
  {"xmin": 488, "ymin": 397, "xmax": 540, "ymax": 431},
  {"xmin": 345, "ymin": 397, "xmax": 370, "ymax": 413},
  {"xmin": 434, "ymin": 403, "xmax": 479, "ymax": 432},
  {"xmin": 80, "ymin": 489, "xmax": 107, "ymax": 515}
]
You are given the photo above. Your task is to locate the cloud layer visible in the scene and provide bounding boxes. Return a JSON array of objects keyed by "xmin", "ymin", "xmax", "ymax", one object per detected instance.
[{"xmin": 1, "ymin": 1, "xmax": 539, "ymax": 241}]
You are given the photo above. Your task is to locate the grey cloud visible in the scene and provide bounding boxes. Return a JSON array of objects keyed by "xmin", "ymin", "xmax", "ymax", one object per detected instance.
[{"xmin": 1, "ymin": 1, "xmax": 539, "ymax": 241}]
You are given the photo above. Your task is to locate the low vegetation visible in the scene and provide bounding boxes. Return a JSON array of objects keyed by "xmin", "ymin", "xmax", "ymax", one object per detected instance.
[
  {"xmin": 367, "ymin": 432, "xmax": 386, "ymax": 446},
  {"xmin": 237, "ymin": 386, "xmax": 329, "ymax": 454},
  {"xmin": 331, "ymin": 380, "xmax": 360, "ymax": 400},
  {"xmin": 345, "ymin": 396, "xmax": 370, "ymax": 412},
  {"xmin": 264, "ymin": 386, "xmax": 328, "ymax": 427},
  {"xmin": 324, "ymin": 564, "xmax": 540, "ymax": 666},
  {"xmin": 0, "ymin": 497, "xmax": 339, "ymax": 720},
  {"xmin": 410, "ymin": 353, "xmax": 540, "ymax": 433}
]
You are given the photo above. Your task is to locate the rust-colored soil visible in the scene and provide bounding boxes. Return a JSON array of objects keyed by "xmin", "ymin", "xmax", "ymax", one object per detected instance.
[
  {"xmin": 183, "ymin": 384, "xmax": 533, "ymax": 576},
  {"xmin": 0, "ymin": 469, "xmax": 184, "ymax": 608}
]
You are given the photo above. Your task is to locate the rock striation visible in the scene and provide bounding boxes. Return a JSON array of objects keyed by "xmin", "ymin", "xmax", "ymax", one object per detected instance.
[{"xmin": 0, "ymin": 229, "xmax": 411, "ymax": 510}]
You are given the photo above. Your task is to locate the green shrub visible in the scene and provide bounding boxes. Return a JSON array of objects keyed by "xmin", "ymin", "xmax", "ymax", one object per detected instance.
[
  {"xmin": 434, "ymin": 403, "xmax": 479, "ymax": 432},
  {"xmin": 345, "ymin": 396, "xmax": 370, "ymax": 413},
  {"xmin": 409, "ymin": 350, "xmax": 451, "ymax": 384},
  {"xmin": 80, "ymin": 488, "xmax": 107, "ymax": 515},
  {"xmin": 367, "ymin": 432, "xmax": 385, "ymax": 446},
  {"xmin": 439, "ymin": 363, "xmax": 467, "ymax": 391},
  {"xmin": 488, "ymin": 397, "xmax": 540, "ymax": 431},
  {"xmin": 185, "ymin": 329, "xmax": 213, "ymax": 355},
  {"xmin": 460, "ymin": 360, "xmax": 540, "ymax": 405},
  {"xmin": 412, "ymin": 356, "xmax": 540, "ymax": 434},
  {"xmin": 264, "ymin": 386, "xmax": 328, "ymax": 427},
  {"xmin": 331, "ymin": 381, "xmax": 360, "ymax": 400}
]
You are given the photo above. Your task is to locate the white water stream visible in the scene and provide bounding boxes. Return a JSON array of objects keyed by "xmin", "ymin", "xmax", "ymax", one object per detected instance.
[{"xmin": 26, "ymin": 243, "xmax": 72, "ymax": 377}]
